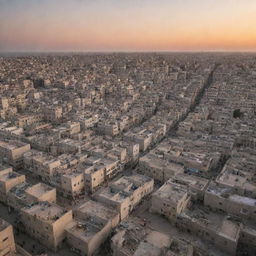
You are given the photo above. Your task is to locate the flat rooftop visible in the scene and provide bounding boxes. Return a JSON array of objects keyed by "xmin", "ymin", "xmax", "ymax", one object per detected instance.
[
  {"xmin": 153, "ymin": 182, "xmax": 188, "ymax": 203},
  {"xmin": 0, "ymin": 140, "xmax": 29, "ymax": 150},
  {"xmin": 76, "ymin": 200, "xmax": 117, "ymax": 221},
  {"xmin": 25, "ymin": 183, "xmax": 55, "ymax": 198},
  {"xmin": 0, "ymin": 170, "xmax": 24, "ymax": 182},
  {"xmin": 141, "ymin": 154, "xmax": 184, "ymax": 173},
  {"xmin": 217, "ymin": 165, "xmax": 256, "ymax": 191},
  {"xmin": 22, "ymin": 202, "xmax": 68, "ymax": 223},
  {"xmin": 66, "ymin": 218, "xmax": 106, "ymax": 242},
  {"xmin": 218, "ymin": 219, "xmax": 241, "ymax": 241},
  {"xmin": 105, "ymin": 174, "xmax": 153, "ymax": 199},
  {"xmin": 9, "ymin": 182, "xmax": 31, "ymax": 199},
  {"xmin": 172, "ymin": 173, "xmax": 209, "ymax": 190}
]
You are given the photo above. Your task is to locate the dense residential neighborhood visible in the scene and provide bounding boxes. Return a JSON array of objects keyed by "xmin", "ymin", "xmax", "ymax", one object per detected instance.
[{"xmin": 0, "ymin": 53, "xmax": 256, "ymax": 256}]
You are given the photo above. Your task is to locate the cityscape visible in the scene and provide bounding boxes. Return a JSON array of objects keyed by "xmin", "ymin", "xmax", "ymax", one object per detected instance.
[{"xmin": 0, "ymin": 1, "xmax": 256, "ymax": 256}]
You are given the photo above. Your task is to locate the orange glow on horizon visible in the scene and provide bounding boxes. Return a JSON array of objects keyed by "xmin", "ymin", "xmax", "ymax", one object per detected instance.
[{"xmin": 0, "ymin": 0, "xmax": 256, "ymax": 52}]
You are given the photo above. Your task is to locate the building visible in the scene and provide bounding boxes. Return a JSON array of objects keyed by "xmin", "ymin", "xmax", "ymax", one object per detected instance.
[
  {"xmin": 94, "ymin": 174, "xmax": 154, "ymax": 220},
  {"xmin": 0, "ymin": 218, "xmax": 16, "ymax": 256},
  {"xmin": 0, "ymin": 166, "xmax": 25, "ymax": 203},
  {"xmin": 60, "ymin": 170, "xmax": 85, "ymax": 197},
  {"xmin": 111, "ymin": 217, "xmax": 191, "ymax": 256},
  {"xmin": 65, "ymin": 200, "xmax": 119, "ymax": 256},
  {"xmin": 80, "ymin": 157, "xmax": 121, "ymax": 193},
  {"xmin": 0, "ymin": 140, "xmax": 31, "ymax": 168},
  {"xmin": 20, "ymin": 202, "xmax": 73, "ymax": 251},
  {"xmin": 139, "ymin": 153, "xmax": 184, "ymax": 182},
  {"xmin": 177, "ymin": 209, "xmax": 242, "ymax": 256},
  {"xmin": 25, "ymin": 183, "xmax": 56, "ymax": 204},
  {"xmin": 75, "ymin": 200, "xmax": 120, "ymax": 228},
  {"xmin": 151, "ymin": 180, "xmax": 191, "ymax": 222},
  {"xmin": 204, "ymin": 181, "xmax": 256, "ymax": 220},
  {"xmin": 65, "ymin": 216, "xmax": 111, "ymax": 256},
  {"xmin": 216, "ymin": 158, "xmax": 256, "ymax": 198},
  {"xmin": 23, "ymin": 150, "xmax": 61, "ymax": 179},
  {"xmin": 171, "ymin": 173, "xmax": 209, "ymax": 201},
  {"xmin": 7, "ymin": 182, "xmax": 32, "ymax": 210}
]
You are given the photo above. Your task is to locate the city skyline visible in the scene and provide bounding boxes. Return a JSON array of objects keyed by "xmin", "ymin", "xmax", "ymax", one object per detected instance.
[{"xmin": 0, "ymin": 0, "xmax": 256, "ymax": 52}]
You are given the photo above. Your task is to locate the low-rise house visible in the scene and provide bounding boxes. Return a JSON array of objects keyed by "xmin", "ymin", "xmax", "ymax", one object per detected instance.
[
  {"xmin": 25, "ymin": 183, "xmax": 56, "ymax": 204},
  {"xmin": 75, "ymin": 200, "xmax": 120, "ymax": 229},
  {"xmin": 23, "ymin": 150, "xmax": 61, "ymax": 179},
  {"xmin": 0, "ymin": 218, "xmax": 16, "ymax": 256},
  {"xmin": 139, "ymin": 153, "xmax": 184, "ymax": 182},
  {"xmin": 94, "ymin": 174, "xmax": 154, "ymax": 220},
  {"xmin": 21, "ymin": 202, "xmax": 73, "ymax": 251},
  {"xmin": 171, "ymin": 173, "xmax": 209, "ymax": 201},
  {"xmin": 65, "ymin": 216, "xmax": 110, "ymax": 256},
  {"xmin": 216, "ymin": 158, "xmax": 256, "ymax": 198},
  {"xmin": 111, "ymin": 217, "xmax": 191, "ymax": 256},
  {"xmin": 97, "ymin": 121, "xmax": 119, "ymax": 136},
  {"xmin": 60, "ymin": 170, "xmax": 85, "ymax": 197},
  {"xmin": 0, "ymin": 166, "xmax": 25, "ymax": 203},
  {"xmin": 177, "ymin": 209, "xmax": 242, "ymax": 256},
  {"xmin": 81, "ymin": 157, "xmax": 121, "ymax": 193},
  {"xmin": 151, "ymin": 180, "xmax": 191, "ymax": 222},
  {"xmin": 65, "ymin": 200, "xmax": 120, "ymax": 256},
  {"xmin": 204, "ymin": 181, "xmax": 256, "ymax": 220},
  {"xmin": 7, "ymin": 182, "xmax": 32, "ymax": 210},
  {"xmin": 0, "ymin": 140, "xmax": 31, "ymax": 168}
]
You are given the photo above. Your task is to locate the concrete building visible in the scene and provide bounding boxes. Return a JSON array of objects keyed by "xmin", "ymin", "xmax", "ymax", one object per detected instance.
[
  {"xmin": 139, "ymin": 153, "xmax": 184, "ymax": 182},
  {"xmin": 75, "ymin": 200, "xmax": 120, "ymax": 229},
  {"xmin": 25, "ymin": 183, "xmax": 56, "ymax": 204},
  {"xmin": 151, "ymin": 180, "xmax": 191, "ymax": 222},
  {"xmin": 23, "ymin": 150, "xmax": 61, "ymax": 179},
  {"xmin": 80, "ymin": 157, "xmax": 121, "ymax": 193},
  {"xmin": 0, "ymin": 140, "xmax": 31, "ymax": 168},
  {"xmin": 177, "ymin": 209, "xmax": 242, "ymax": 256},
  {"xmin": 94, "ymin": 174, "xmax": 154, "ymax": 220},
  {"xmin": 43, "ymin": 106, "xmax": 62, "ymax": 122},
  {"xmin": 0, "ymin": 166, "xmax": 25, "ymax": 203},
  {"xmin": 0, "ymin": 218, "xmax": 16, "ymax": 256},
  {"xmin": 7, "ymin": 182, "xmax": 32, "ymax": 210},
  {"xmin": 60, "ymin": 170, "xmax": 85, "ymax": 197},
  {"xmin": 171, "ymin": 173, "xmax": 209, "ymax": 201},
  {"xmin": 65, "ymin": 200, "xmax": 119, "ymax": 256},
  {"xmin": 20, "ymin": 202, "xmax": 73, "ymax": 251},
  {"xmin": 111, "ymin": 217, "xmax": 191, "ymax": 256},
  {"xmin": 65, "ymin": 217, "xmax": 111, "ymax": 256},
  {"xmin": 204, "ymin": 181, "xmax": 256, "ymax": 220},
  {"xmin": 216, "ymin": 158, "xmax": 256, "ymax": 198}
]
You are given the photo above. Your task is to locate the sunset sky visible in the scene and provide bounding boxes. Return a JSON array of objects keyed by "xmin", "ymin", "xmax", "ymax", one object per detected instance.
[{"xmin": 0, "ymin": 0, "xmax": 256, "ymax": 52}]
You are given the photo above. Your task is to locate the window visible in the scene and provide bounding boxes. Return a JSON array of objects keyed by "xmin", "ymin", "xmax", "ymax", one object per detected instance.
[{"xmin": 2, "ymin": 237, "xmax": 8, "ymax": 242}]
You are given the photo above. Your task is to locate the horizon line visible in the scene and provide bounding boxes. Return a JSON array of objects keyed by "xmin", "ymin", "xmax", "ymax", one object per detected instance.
[{"xmin": 1, "ymin": 50, "xmax": 256, "ymax": 56}]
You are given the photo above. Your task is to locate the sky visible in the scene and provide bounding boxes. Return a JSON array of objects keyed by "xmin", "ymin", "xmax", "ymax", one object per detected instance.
[{"xmin": 0, "ymin": 0, "xmax": 256, "ymax": 52}]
